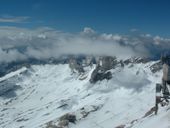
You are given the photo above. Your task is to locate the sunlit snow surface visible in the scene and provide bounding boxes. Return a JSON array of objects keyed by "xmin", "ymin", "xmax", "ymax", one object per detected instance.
[{"xmin": 0, "ymin": 62, "xmax": 169, "ymax": 128}]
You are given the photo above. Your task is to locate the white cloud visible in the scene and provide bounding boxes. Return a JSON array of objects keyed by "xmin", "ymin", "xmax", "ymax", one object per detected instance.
[
  {"xmin": 0, "ymin": 48, "xmax": 26, "ymax": 63},
  {"xmin": 83, "ymin": 27, "xmax": 96, "ymax": 34},
  {"xmin": 0, "ymin": 26, "xmax": 169, "ymax": 63},
  {"xmin": 100, "ymin": 33, "xmax": 122, "ymax": 41},
  {"xmin": 0, "ymin": 16, "xmax": 30, "ymax": 23}
]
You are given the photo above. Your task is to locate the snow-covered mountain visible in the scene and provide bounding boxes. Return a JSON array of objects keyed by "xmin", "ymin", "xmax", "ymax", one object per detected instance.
[{"xmin": 0, "ymin": 58, "xmax": 169, "ymax": 128}]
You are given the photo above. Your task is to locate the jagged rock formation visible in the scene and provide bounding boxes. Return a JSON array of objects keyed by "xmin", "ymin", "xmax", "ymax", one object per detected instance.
[
  {"xmin": 69, "ymin": 58, "xmax": 84, "ymax": 73},
  {"xmin": 123, "ymin": 57, "xmax": 149, "ymax": 65},
  {"xmin": 57, "ymin": 113, "xmax": 76, "ymax": 127},
  {"xmin": 82, "ymin": 56, "xmax": 94, "ymax": 67},
  {"xmin": 96, "ymin": 56, "xmax": 117, "ymax": 71},
  {"xmin": 150, "ymin": 61, "xmax": 162, "ymax": 73},
  {"xmin": 90, "ymin": 56, "xmax": 117, "ymax": 83},
  {"xmin": 90, "ymin": 67, "xmax": 112, "ymax": 83},
  {"xmin": 59, "ymin": 113, "xmax": 76, "ymax": 124}
]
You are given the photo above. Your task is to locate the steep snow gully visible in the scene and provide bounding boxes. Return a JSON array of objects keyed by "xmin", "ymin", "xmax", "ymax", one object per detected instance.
[{"xmin": 0, "ymin": 60, "xmax": 170, "ymax": 128}]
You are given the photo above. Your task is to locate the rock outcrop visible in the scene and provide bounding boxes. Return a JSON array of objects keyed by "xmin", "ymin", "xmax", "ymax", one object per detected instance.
[
  {"xmin": 90, "ymin": 67, "xmax": 112, "ymax": 83},
  {"xmin": 69, "ymin": 58, "xmax": 84, "ymax": 73},
  {"xmin": 96, "ymin": 56, "xmax": 117, "ymax": 71},
  {"xmin": 90, "ymin": 56, "xmax": 117, "ymax": 83},
  {"xmin": 150, "ymin": 61, "xmax": 162, "ymax": 73},
  {"xmin": 123, "ymin": 57, "xmax": 149, "ymax": 65},
  {"xmin": 56, "ymin": 113, "xmax": 76, "ymax": 127}
]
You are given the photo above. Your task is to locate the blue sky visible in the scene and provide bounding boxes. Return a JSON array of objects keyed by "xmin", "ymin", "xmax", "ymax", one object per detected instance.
[{"xmin": 0, "ymin": 0, "xmax": 170, "ymax": 37}]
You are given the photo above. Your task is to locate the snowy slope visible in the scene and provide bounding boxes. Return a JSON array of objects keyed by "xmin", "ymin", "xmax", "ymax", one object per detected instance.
[
  {"xmin": 129, "ymin": 106, "xmax": 170, "ymax": 128},
  {"xmin": 0, "ymin": 67, "xmax": 27, "ymax": 96},
  {"xmin": 0, "ymin": 61, "xmax": 168, "ymax": 128}
]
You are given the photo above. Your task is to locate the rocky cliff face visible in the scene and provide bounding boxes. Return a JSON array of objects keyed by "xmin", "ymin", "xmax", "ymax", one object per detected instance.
[
  {"xmin": 97, "ymin": 56, "xmax": 117, "ymax": 71},
  {"xmin": 123, "ymin": 57, "xmax": 149, "ymax": 65},
  {"xmin": 67, "ymin": 56, "xmax": 162, "ymax": 83},
  {"xmin": 69, "ymin": 58, "xmax": 84, "ymax": 73},
  {"xmin": 90, "ymin": 56, "xmax": 117, "ymax": 83},
  {"xmin": 150, "ymin": 61, "xmax": 162, "ymax": 73}
]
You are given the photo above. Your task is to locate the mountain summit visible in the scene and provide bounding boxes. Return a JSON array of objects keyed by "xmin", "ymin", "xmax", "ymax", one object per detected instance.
[{"xmin": 0, "ymin": 56, "xmax": 169, "ymax": 128}]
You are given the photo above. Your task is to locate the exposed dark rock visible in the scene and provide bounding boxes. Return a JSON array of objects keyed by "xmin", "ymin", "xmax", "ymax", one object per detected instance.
[
  {"xmin": 45, "ymin": 105, "xmax": 102, "ymax": 128},
  {"xmin": 59, "ymin": 113, "xmax": 76, "ymax": 124},
  {"xmin": 46, "ymin": 121, "xmax": 61, "ymax": 128},
  {"xmin": 89, "ymin": 56, "xmax": 117, "ymax": 83},
  {"xmin": 130, "ymin": 119, "xmax": 138, "ymax": 125},
  {"xmin": 90, "ymin": 68, "xmax": 112, "ymax": 83},
  {"xmin": 120, "ymin": 60, "xmax": 124, "ymax": 67},
  {"xmin": 57, "ymin": 104, "xmax": 69, "ymax": 109},
  {"xmin": 96, "ymin": 56, "xmax": 117, "ymax": 71},
  {"xmin": 58, "ymin": 120, "xmax": 69, "ymax": 127},
  {"xmin": 134, "ymin": 57, "xmax": 149, "ymax": 64},
  {"xmin": 79, "ymin": 105, "xmax": 100, "ymax": 119},
  {"xmin": 15, "ymin": 118, "xmax": 29, "ymax": 122},
  {"xmin": 82, "ymin": 56, "xmax": 94, "ymax": 67},
  {"xmin": 115, "ymin": 124, "xmax": 126, "ymax": 128},
  {"xmin": 46, "ymin": 125, "xmax": 59, "ymax": 128},
  {"xmin": 143, "ymin": 106, "xmax": 157, "ymax": 117},
  {"xmin": 69, "ymin": 58, "xmax": 84, "ymax": 73},
  {"xmin": 150, "ymin": 61, "xmax": 162, "ymax": 73},
  {"xmin": 124, "ymin": 57, "xmax": 149, "ymax": 65}
]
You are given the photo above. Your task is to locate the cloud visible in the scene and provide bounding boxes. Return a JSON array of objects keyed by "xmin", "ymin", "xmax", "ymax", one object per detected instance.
[
  {"xmin": 0, "ymin": 26, "xmax": 169, "ymax": 63},
  {"xmin": 0, "ymin": 48, "xmax": 26, "ymax": 63},
  {"xmin": 114, "ymin": 68, "xmax": 151, "ymax": 91},
  {"xmin": 0, "ymin": 16, "xmax": 30, "ymax": 23},
  {"xmin": 83, "ymin": 27, "xmax": 96, "ymax": 34}
]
